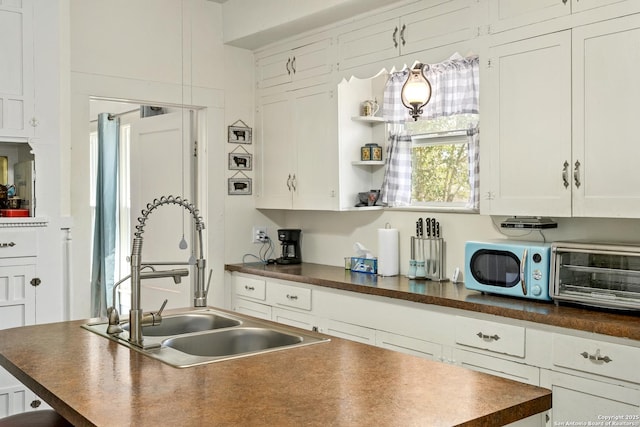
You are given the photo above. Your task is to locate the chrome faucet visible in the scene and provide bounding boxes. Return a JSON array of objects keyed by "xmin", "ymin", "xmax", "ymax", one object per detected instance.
[{"xmin": 128, "ymin": 195, "xmax": 208, "ymax": 348}]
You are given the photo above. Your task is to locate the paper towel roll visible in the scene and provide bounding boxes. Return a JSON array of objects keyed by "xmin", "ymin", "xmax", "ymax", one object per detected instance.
[{"xmin": 377, "ymin": 228, "xmax": 399, "ymax": 276}]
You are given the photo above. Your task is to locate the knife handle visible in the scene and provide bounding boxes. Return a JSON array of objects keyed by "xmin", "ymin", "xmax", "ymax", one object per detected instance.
[
  {"xmin": 436, "ymin": 222, "xmax": 440, "ymax": 238},
  {"xmin": 426, "ymin": 218, "xmax": 431, "ymax": 237}
]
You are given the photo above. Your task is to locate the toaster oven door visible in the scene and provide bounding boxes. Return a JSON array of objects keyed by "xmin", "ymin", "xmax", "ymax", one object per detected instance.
[{"xmin": 552, "ymin": 244, "xmax": 640, "ymax": 309}]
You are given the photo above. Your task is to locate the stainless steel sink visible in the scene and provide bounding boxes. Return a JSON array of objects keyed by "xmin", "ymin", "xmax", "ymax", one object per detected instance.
[
  {"xmin": 82, "ymin": 308, "xmax": 329, "ymax": 368},
  {"xmin": 164, "ymin": 327, "xmax": 302, "ymax": 357},
  {"xmin": 121, "ymin": 312, "xmax": 241, "ymax": 336}
]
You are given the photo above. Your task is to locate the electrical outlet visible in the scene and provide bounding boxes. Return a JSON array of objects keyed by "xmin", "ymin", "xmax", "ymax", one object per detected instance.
[{"xmin": 252, "ymin": 226, "xmax": 267, "ymax": 243}]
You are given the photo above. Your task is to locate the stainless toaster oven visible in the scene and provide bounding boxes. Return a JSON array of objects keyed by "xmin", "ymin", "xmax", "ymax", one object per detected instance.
[{"xmin": 551, "ymin": 241, "xmax": 640, "ymax": 310}]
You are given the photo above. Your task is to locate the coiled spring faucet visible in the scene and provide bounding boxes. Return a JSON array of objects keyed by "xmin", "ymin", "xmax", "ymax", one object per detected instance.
[{"xmin": 128, "ymin": 195, "xmax": 209, "ymax": 348}]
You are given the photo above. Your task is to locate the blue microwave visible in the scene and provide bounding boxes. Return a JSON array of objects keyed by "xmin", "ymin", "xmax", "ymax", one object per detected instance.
[{"xmin": 464, "ymin": 240, "xmax": 552, "ymax": 301}]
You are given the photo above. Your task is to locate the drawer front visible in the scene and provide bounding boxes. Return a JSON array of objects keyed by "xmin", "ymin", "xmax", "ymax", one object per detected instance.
[
  {"xmin": 552, "ymin": 334, "xmax": 640, "ymax": 384},
  {"xmin": 0, "ymin": 230, "xmax": 37, "ymax": 258},
  {"xmin": 232, "ymin": 298, "xmax": 271, "ymax": 321},
  {"xmin": 455, "ymin": 316, "xmax": 525, "ymax": 358},
  {"xmin": 454, "ymin": 348, "xmax": 540, "ymax": 386},
  {"xmin": 324, "ymin": 319, "xmax": 375, "ymax": 345},
  {"xmin": 233, "ymin": 276, "xmax": 266, "ymax": 301},
  {"xmin": 268, "ymin": 282, "xmax": 312, "ymax": 311},
  {"xmin": 272, "ymin": 307, "xmax": 316, "ymax": 331},
  {"xmin": 376, "ymin": 331, "xmax": 442, "ymax": 361}
]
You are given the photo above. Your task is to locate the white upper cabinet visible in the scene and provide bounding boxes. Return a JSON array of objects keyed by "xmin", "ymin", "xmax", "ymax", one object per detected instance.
[
  {"xmin": 571, "ymin": 13, "xmax": 640, "ymax": 217},
  {"xmin": 489, "ymin": 0, "xmax": 635, "ymax": 34},
  {"xmin": 0, "ymin": 0, "xmax": 34, "ymax": 139},
  {"xmin": 485, "ymin": 12, "xmax": 640, "ymax": 218},
  {"xmin": 255, "ymin": 85, "xmax": 338, "ymax": 210},
  {"xmin": 337, "ymin": 0, "xmax": 476, "ymax": 71},
  {"xmin": 483, "ymin": 31, "xmax": 572, "ymax": 216},
  {"xmin": 256, "ymin": 38, "xmax": 334, "ymax": 90}
]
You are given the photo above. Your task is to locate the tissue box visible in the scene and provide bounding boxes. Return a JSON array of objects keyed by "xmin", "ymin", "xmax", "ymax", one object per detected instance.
[{"xmin": 350, "ymin": 257, "xmax": 377, "ymax": 274}]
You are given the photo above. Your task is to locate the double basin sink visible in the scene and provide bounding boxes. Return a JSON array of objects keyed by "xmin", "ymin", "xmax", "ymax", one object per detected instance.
[{"xmin": 83, "ymin": 308, "xmax": 329, "ymax": 368}]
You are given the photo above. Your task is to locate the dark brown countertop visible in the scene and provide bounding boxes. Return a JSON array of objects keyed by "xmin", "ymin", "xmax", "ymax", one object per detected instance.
[
  {"xmin": 0, "ymin": 315, "xmax": 550, "ymax": 426},
  {"xmin": 226, "ymin": 262, "xmax": 640, "ymax": 341}
]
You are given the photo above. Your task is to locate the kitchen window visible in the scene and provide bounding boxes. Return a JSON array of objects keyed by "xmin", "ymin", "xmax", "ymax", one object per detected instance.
[{"xmin": 381, "ymin": 54, "xmax": 479, "ymax": 211}]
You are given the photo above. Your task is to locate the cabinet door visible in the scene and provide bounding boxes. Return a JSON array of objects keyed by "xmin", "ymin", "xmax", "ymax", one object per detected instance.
[
  {"xmin": 291, "ymin": 85, "xmax": 338, "ymax": 210},
  {"xmin": 400, "ymin": 0, "xmax": 475, "ymax": 56},
  {"xmin": 272, "ymin": 307, "xmax": 317, "ymax": 331},
  {"xmin": 488, "ymin": 0, "xmax": 570, "ymax": 34},
  {"xmin": 337, "ymin": 17, "xmax": 399, "ymax": 71},
  {"xmin": 0, "ymin": 260, "xmax": 40, "ymax": 417},
  {"xmin": 484, "ymin": 31, "xmax": 572, "ymax": 216},
  {"xmin": 453, "ymin": 348, "xmax": 540, "ymax": 386},
  {"xmin": 289, "ymin": 38, "xmax": 333, "ymax": 87},
  {"xmin": 540, "ymin": 369, "xmax": 640, "ymax": 425},
  {"xmin": 256, "ymin": 49, "xmax": 292, "ymax": 90},
  {"xmin": 376, "ymin": 330, "xmax": 442, "ymax": 361},
  {"xmin": 255, "ymin": 91, "xmax": 293, "ymax": 209},
  {"xmin": 0, "ymin": 0, "xmax": 34, "ymax": 138},
  {"xmin": 572, "ymin": 14, "xmax": 640, "ymax": 217}
]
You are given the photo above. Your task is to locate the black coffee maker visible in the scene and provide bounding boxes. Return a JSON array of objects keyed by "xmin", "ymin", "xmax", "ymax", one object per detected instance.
[{"xmin": 275, "ymin": 229, "xmax": 302, "ymax": 265}]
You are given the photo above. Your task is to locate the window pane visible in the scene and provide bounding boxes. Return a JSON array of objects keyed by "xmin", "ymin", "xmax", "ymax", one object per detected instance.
[{"xmin": 411, "ymin": 142, "xmax": 470, "ymax": 203}]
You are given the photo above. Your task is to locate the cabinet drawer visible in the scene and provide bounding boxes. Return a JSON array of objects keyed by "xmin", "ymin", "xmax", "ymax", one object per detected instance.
[
  {"xmin": 454, "ymin": 348, "xmax": 540, "ymax": 386},
  {"xmin": 552, "ymin": 334, "xmax": 640, "ymax": 384},
  {"xmin": 324, "ymin": 319, "xmax": 375, "ymax": 345},
  {"xmin": 233, "ymin": 276, "xmax": 266, "ymax": 301},
  {"xmin": 455, "ymin": 316, "xmax": 525, "ymax": 358},
  {"xmin": 0, "ymin": 230, "xmax": 37, "ymax": 258},
  {"xmin": 272, "ymin": 307, "xmax": 316, "ymax": 331},
  {"xmin": 267, "ymin": 282, "xmax": 311, "ymax": 311},
  {"xmin": 376, "ymin": 331, "xmax": 442, "ymax": 361},
  {"xmin": 232, "ymin": 298, "xmax": 271, "ymax": 321}
]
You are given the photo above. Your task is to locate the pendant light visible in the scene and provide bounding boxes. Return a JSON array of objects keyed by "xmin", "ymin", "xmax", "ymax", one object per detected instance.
[{"xmin": 401, "ymin": 63, "xmax": 432, "ymax": 121}]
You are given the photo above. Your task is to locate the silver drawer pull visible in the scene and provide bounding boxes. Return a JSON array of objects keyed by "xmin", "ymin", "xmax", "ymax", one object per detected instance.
[
  {"xmin": 477, "ymin": 332, "xmax": 500, "ymax": 342},
  {"xmin": 286, "ymin": 294, "xmax": 298, "ymax": 300},
  {"xmin": 580, "ymin": 350, "xmax": 612, "ymax": 364},
  {"xmin": 0, "ymin": 242, "xmax": 16, "ymax": 248},
  {"xmin": 244, "ymin": 285, "xmax": 255, "ymax": 291}
]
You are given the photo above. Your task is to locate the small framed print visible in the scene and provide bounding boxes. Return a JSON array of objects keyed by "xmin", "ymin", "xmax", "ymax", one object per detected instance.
[
  {"xmin": 228, "ymin": 153, "xmax": 252, "ymax": 171},
  {"xmin": 228, "ymin": 177, "xmax": 252, "ymax": 195},
  {"xmin": 228, "ymin": 125, "xmax": 252, "ymax": 144}
]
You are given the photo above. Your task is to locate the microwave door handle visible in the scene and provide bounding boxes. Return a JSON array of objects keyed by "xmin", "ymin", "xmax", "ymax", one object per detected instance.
[{"xmin": 521, "ymin": 249, "xmax": 528, "ymax": 295}]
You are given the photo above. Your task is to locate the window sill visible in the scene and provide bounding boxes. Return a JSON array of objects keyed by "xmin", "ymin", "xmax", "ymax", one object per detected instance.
[{"xmin": 386, "ymin": 206, "xmax": 479, "ymax": 214}]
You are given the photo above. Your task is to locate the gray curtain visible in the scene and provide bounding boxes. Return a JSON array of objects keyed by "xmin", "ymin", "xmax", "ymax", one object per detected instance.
[{"xmin": 91, "ymin": 113, "xmax": 120, "ymax": 317}]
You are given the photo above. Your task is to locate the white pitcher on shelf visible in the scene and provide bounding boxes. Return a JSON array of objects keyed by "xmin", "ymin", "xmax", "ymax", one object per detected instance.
[{"xmin": 360, "ymin": 99, "xmax": 379, "ymax": 117}]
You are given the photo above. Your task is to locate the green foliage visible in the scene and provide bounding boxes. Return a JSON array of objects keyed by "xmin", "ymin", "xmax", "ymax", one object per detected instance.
[{"xmin": 412, "ymin": 143, "xmax": 470, "ymax": 203}]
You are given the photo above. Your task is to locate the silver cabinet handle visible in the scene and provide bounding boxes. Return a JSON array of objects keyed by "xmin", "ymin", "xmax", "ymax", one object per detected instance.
[
  {"xmin": 286, "ymin": 294, "xmax": 298, "ymax": 300},
  {"xmin": 244, "ymin": 285, "xmax": 255, "ymax": 291},
  {"xmin": 286, "ymin": 174, "xmax": 292, "ymax": 191},
  {"xmin": 392, "ymin": 26, "xmax": 398, "ymax": 48},
  {"xmin": 291, "ymin": 174, "xmax": 297, "ymax": 191},
  {"xmin": 285, "ymin": 57, "xmax": 291, "ymax": 75},
  {"xmin": 477, "ymin": 332, "xmax": 500, "ymax": 341},
  {"xmin": 521, "ymin": 248, "xmax": 528, "ymax": 295},
  {"xmin": 0, "ymin": 242, "xmax": 16, "ymax": 248},
  {"xmin": 291, "ymin": 56, "xmax": 296, "ymax": 74},
  {"xmin": 400, "ymin": 24, "xmax": 406, "ymax": 46},
  {"xmin": 580, "ymin": 350, "xmax": 612, "ymax": 364},
  {"xmin": 574, "ymin": 160, "xmax": 581, "ymax": 188},
  {"xmin": 562, "ymin": 161, "xmax": 570, "ymax": 188},
  {"xmin": 562, "ymin": 0, "xmax": 568, "ymax": 4}
]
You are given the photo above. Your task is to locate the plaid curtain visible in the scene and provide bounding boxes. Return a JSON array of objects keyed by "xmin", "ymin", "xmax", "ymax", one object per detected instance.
[
  {"xmin": 423, "ymin": 53, "xmax": 479, "ymax": 119},
  {"xmin": 380, "ymin": 124, "xmax": 412, "ymax": 207},
  {"xmin": 381, "ymin": 71, "xmax": 413, "ymax": 206}
]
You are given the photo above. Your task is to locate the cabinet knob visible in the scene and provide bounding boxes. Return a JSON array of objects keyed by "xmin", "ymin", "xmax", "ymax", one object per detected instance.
[
  {"xmin": 562, "ymin": 161, "xmax": 570, "ymax": 188},
  {"xmin": 286, "ymin": 294, "xmax": 298, "ymax": 300},
  {"xmin": 476, "ymin": 332, "xmax": 500, "ymax": 342},
  {"xmin": 392, "ymin": 26, "xmax": 398, "ymax": 48},
  {"xmin": 244, "ymin": 285, "xmax": 255, "ymax": 291},
  {"xmin": 0, "ymin": 242, "xmax": 16, "ymax": 248},
  {"xmin": 573, "ymin": 160, "xmax": 581, "ymax": 189},
  {"xmin": 580, "ymin": 349, "xmax": 612, "ymax": 364}
]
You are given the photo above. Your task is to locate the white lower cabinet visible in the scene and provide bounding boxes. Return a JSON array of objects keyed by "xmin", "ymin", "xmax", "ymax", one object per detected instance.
[
  {"xmin": 230, "ymin": 273, "xmax": 640, "ymax": 423},
  {"xmin": 540, "ymin": 369, "xmax": 640, "ymax": 425}
]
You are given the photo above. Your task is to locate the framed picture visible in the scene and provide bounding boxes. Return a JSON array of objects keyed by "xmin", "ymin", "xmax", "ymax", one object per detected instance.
[
  {"xmin": 228, "ymin": 177, "xmax": 252, "ymax": 195},
  {"xmin": 228, "ymin": 153, "xmax": 252, "ymax": 171},
  {"xmin": 228, "ymin": 125, "xmax": 252, "ymax": 144}
]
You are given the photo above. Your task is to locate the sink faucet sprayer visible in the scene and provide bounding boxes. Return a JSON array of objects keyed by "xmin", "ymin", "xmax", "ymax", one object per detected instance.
[{"xmin": 108, "ymin": 195, "xmax": 211, "ymax": 348}]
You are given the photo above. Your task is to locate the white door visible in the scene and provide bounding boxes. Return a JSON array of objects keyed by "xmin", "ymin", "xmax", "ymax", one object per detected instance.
[
  {"xmin": 129, "ymin": 111, "xmax": 194, "ymax": 311},
  {"xmin": 484, "ymin": 31, "xmax": 572, "ymax": 216},
  {"xmin": 572, "ymin": 14, "xmax": 640, "ymax": 217}
]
